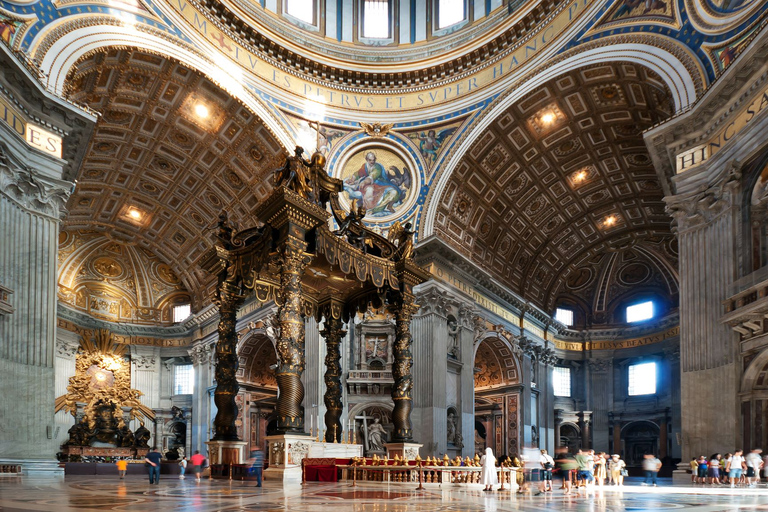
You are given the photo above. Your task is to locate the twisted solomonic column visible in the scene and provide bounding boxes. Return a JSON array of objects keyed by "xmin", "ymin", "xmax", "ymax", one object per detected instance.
[
  {"xmin": 275, "ymin": 240, "xmax": 312, "ymax": 433},
  {"xmin": 391, "ymin": 300, "xmax": 419, "ymax": 442},
  {"xmin": 321, "ymin": 310, "xmax": 346, "ymax": 442},
  {"xmin": 212, "ymin": 280, "xmax": 245, "ymax": 441}
]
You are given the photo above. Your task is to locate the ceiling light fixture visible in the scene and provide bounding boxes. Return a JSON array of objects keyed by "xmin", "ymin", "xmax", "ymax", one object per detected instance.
[
  {"xmin": 604, "ymin": 215, "xmax": 617, "ymax": 227},
  {"xmin": 574, "ymin": 170, "xmax": 587, "ymax": 183},
  {"xmin": 127, "ymin": 208, "xmax": 142, "ymax": 220},
  {"xmin": 194, "ymin": 103, "xmax": 210, "ymax": 119},
  {"xmin": 540, "ymin": 111, "xmax": 556, "ymax": 125}
]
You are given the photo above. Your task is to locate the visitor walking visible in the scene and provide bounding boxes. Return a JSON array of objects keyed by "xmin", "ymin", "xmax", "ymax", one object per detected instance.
[
  {"xmin": 178, "ymin": 456, "xmax": 187, "ymax": 479},
  {"xmin": 145, "ymin": 446, "xmax": 162, "ymax": 484},
  {"xmin": 575, "ymin": 449, "xmax": 594, "ymax": 489},
  {"xmin": 594, "ymin": 452, "xmax": 607, "ymax": 487},
  {"xmin": 555, "ymin": 448, "xmax": 578, "ymax": 495},
  {"xmin": 191, "ymin": 450, "xmax": 206, "ymax": 481},
  {"xmin": 539, "ymin": 449, "xmax": 554, "ymax": 492},
  {"xmin": 746, "ymin": 448, "xmax": 763, "ymax": 486},
  {"xmin": 689, "ymin": 457, "xmax": 698, "ymax": 483},
  {"xmin": 727, "ymin": 449, "xmax": 745, "ymax": 488},
  {"xmin": 641, "ymin": 453, "xmax": 661, "ymax": 487},
  {"xmin": 116, "ymin": 458, "xmax": 128, "ymax": 479},
  {"xmin": 696, "ymin": 455, "xmax": 708, "ymax": 484},
  {"xmin": 480, "ymin": 447, "xmax": 498, "ymax": 491},
  {"xmin": 250, "ymin": 448, "xmax": 265, "ymax": 487}
]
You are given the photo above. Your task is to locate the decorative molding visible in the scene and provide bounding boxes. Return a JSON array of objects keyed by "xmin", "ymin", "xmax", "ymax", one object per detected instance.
[
  {"xmin": 587, "ymin": 358, "xmax": 612, "ymax": 373},
  {"xmin": 55, "ymin": 339, "xmax": 79, "ymax": 358},
  {"xmin": 134, "ymin": 355, "xmax": 156, "ymax": 370},
  {"xmin": 0, "ymin": 160, "xmax": 72, "ymax": 219}
]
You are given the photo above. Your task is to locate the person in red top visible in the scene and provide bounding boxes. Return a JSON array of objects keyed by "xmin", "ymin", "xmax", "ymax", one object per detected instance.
[{"xmin": 190, "ymin": 450, "xmax": 206, "ymax": 481}]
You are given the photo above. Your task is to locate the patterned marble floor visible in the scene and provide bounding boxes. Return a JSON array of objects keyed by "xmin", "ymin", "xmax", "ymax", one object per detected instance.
[{"xmin": 2, "ymin": 476, "xmax": 768, "ymax": 512}]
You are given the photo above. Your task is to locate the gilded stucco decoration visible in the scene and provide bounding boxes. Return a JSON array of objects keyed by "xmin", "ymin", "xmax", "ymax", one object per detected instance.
[
  {"xmin": 58, "ymin": 230, "xmax": 190, "ymax": 325},
  {"xmin": 56, "ymin": 329, "xmax": 154, "ymax": 447},
  {"xmin": 474, "ymin": 338, "xmax": 520, "ymax": 389}
]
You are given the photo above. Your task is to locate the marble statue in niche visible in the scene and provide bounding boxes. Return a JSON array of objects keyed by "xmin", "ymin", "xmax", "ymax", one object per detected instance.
[{"xmin": 368, "ymin": 418, "xmax": 387, "ymax": 452}]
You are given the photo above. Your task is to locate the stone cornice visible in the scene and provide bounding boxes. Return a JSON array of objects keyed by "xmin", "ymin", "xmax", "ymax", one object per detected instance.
[
  {"xmin": 644, "ymin": 26, "xmax": 768, "ymax": 191},
  {"xmin": 415, "ymin": 236, "xmax": 562, "ymax": 332},
  {"xmin": 556, "ymin": 311, "xmax": 680, "ymax": 343},
  {"xmin": 192, "ymin": 0, "xmax": 561, "ymax": 89}
]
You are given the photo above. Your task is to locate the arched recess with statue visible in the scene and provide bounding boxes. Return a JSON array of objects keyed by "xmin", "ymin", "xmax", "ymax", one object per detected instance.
[{"xmin": 473, "ymin": 333, "xmax": 522, "ymax": 458}]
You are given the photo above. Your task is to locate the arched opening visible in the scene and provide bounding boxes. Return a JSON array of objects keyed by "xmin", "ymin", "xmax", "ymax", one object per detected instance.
[
  {"xmin": 622, "ymin": 420, "xmax": 660, "ymax": 467},
  {"xmin": 559, "ymin": 423, "xmax": 581, "ymax": 454},
  {"xmin": 473, "ymin": 334, "xmax": 521, "ymax": 457},
  {"xmin": 239, "ymin": 332, "xmax": 278, "ymax": 453}
]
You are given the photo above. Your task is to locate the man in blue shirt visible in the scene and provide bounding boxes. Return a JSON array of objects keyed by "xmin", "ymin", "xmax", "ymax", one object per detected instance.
[
  {"xmin": 145, "ymin": 446, "xmax": 163, "ymax": 484},
  {"xmin": 250, "ymin": 449, "xmax": 265, "ymax": 487}
]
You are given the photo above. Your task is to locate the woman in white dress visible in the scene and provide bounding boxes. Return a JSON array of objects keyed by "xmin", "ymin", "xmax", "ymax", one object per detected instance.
[{"xmin": 480, "ymin": 447, "xmax": 499, "ymax": 491}]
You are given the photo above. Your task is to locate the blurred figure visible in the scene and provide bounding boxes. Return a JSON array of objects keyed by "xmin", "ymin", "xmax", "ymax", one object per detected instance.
[
  {"xmin": 539, "ymin": 449, "xmax": 555, "ymax": 492},
  {"xmin": 641, "ymin": 453, "xmax": 661, "ymax": 487},
  {"xmin": 249, "ymin": 448, "xmax": 265, "ymax": 487},
  {"xmin": 555, "ymin": 447, "xmax": 578, "ymax": 495}
]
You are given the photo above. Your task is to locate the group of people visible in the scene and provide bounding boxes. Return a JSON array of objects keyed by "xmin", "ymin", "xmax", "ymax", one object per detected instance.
[
  {"xmin": 136, "ymin": 448, "xmax": 208, "ymax": 484},
  {"xmin": 479, "ymin": 447, "xmax": 648, "ymax": 493},
  {"xmin": 689, "ymin": 449, "xmax": 764, "ymax": 487}
]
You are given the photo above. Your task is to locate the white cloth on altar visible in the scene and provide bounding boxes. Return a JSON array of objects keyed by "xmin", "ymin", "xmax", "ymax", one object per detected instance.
[{"xmin": 480, "ymin": 447, "xmax": 498, "ymax": 486}]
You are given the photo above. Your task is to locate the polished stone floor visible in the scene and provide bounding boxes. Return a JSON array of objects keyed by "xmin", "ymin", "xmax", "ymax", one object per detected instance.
[{"xmin": 2, "ymin": 476, "xmax": 768, "ymax": 511}]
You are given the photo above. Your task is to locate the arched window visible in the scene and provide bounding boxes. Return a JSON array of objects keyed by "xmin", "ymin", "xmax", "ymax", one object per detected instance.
[
  {"xmin": 285, "ymin": 0, "xmax": 316, "ymax": 25},
  {"xmin": 437, "ymin": 0, "xmax": 465, "ymax": 29},
  {"xmin": 362, "ymin": 0, "xmax": 390, "ymax": 38}
]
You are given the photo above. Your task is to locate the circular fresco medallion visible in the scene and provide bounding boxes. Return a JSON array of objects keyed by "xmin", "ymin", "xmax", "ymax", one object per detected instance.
[
  {"xmin": 92, "ymin": 257, "xmax": 124, "ymax": 278},
  {"xmin": 618, "ymin": 262, "xmax": 650, "ymax": 285},
  {"xmin": 156, "ymin": 263, "xmax": 180, "ymax": 285},
  {"xmin": 335, "ymin": 142, "xmax": 419, "ymax": 223}
]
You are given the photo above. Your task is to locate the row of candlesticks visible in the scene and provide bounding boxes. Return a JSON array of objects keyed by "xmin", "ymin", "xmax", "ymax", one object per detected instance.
[{"xmin": 307, "ymin": 418, "xmax": 357, "ymax": 444}]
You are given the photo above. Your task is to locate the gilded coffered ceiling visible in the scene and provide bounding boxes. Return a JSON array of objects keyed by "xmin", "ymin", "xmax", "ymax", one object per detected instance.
[
  {"xmin": 63, "ymin": 49, "xmax": 286, "ymax": 303},
  {"xmin": 434, "ymin": 62, "xmax": 678, "ymax": 317}
]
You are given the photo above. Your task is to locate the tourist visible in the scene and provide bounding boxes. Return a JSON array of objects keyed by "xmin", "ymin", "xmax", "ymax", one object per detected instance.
[
  {"xmin": 575, "ymin": 449, "xmax": 594, "ymax": 489},
  {"xmin": 178, "ymin": 456, "xmax": 187, "ymax": 479},
  {"xmin": 696, "ymin": 455, "xmax": 708, "ymax": 484},
  {"xmin": 145, "ymin": 446, "xmax": 162, "ymax": 484},
  {"xmin": 746, "ymin": 448, "xmax": 763, "ymax": 487},
  {"xmin": 594, "ymin": 452, "xmax": 607, "ymax": 487},
  {"xmin": 539, "ymin": 449, "xmax": 554, "ymax": 492},
  {"xmin": 250, "ymin": 448, "xmax": 265, "ymax": 487},
  {"xmin": 722, "ymin": 454, "xmax": 731, "ymax": 485},
  {"xmin": 641, "ymin": 453, "xmax": 661, "ymax": 487},
  {"xmin": 191, "ymin": 450, "xmax": 206, "ymax": 481},
  {"xmin": 708, "ymin": 454, "xmax": 721, "ymax": 485},
  {"xmin": 555, "ymin": 448, "xmax": 578, "ymax": 495},
  {"xmin": 116, "ymin": 458, "xmax": 128, "ymax": 479},
  {"xmin": 480, "ymin": 447, "xmax": 498, "ymax": 491},
  {"xmin": 608, "ymin": 454, "xmax": 626, "ymax": 486},
  {"xmin": 689, "ymin": 457, "xmax": 698, "ymax": 483},
  {"xmin": 727, "ymin": 449, "xmax": 745, "ymax": 488}
]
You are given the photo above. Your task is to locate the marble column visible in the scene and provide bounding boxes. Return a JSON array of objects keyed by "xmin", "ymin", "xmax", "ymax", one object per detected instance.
[
  {"xmin": 302, "ymin": 318, "xmax": 323, "ymax": 439},
  {"xmin": 411, "ymin": 284, "xmax": 450, "ymax": 454},
  {"xmin": 189, "ymin": 340, "xmax": 214, "ymax": 454},
  {"xmin": 0, "ymin": 171, "xmax": 70, "ymax": 468},
  {"xmin": 587, "ymin": 359, "xmax": 612, "ymax": 452}
]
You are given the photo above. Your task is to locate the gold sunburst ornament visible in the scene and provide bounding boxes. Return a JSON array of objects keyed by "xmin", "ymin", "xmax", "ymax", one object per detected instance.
[{"xmin": 55, "ymin": 329, "xmax": 154, "ymax": 429}]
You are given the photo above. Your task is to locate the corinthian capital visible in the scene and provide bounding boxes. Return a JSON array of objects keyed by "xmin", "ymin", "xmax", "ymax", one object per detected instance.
[{"xmin": 0, "ymin": 162, "xmax": 72, "ymax": 219}]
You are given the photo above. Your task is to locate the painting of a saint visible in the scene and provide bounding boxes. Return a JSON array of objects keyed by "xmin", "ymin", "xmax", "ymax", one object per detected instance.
[
  {"xmin": 407, "ymin": 126, "xmax": 458, "ymax": 165},
  {"xmin": 341, "ymin": 148, "xmax": 413, "ymax": 218}
]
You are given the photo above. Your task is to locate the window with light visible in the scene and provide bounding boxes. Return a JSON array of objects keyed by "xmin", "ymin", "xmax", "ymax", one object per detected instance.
[
  {"xmin": 174, "ymin": 364, "xmax": 194, "ymax": 395},
  {"xmin": 628, "ymin": 362, "xmax": 656, "ymax": 396},
  {"xmin": 626, "ymin": 300, "xmax": 654, "ymax": 323},
  {"xmin": 285, "ymin": 0, "xmax": 314, "ymax": 24},
  {"xmin": 438, "ymin": 0, "xmax": 464, "ymax": 29},
  {"xmin": 363, "ymin": 0, "xmax": 390, "ymax": 38},
  {"xmin": 553, "ymin": 367, "xmax": 571, "ymax": 397},
  {"xmin": 555, "ymin": 307, "xmax": 574, "ymax": 327},
  {"xmin": 173, "ymin": 304, "xmax": 191, "ymax": 323}
]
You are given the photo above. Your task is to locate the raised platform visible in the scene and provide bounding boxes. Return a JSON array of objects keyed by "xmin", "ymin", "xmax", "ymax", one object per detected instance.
[{"xmin": 60, "ymin": 446, "xmax": 149, "ymax": 458}]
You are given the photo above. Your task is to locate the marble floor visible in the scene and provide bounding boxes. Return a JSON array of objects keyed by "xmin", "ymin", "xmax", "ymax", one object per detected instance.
[{"xmin": 2, "ymin": 476, "xmax": 768, "ymax": 512}]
